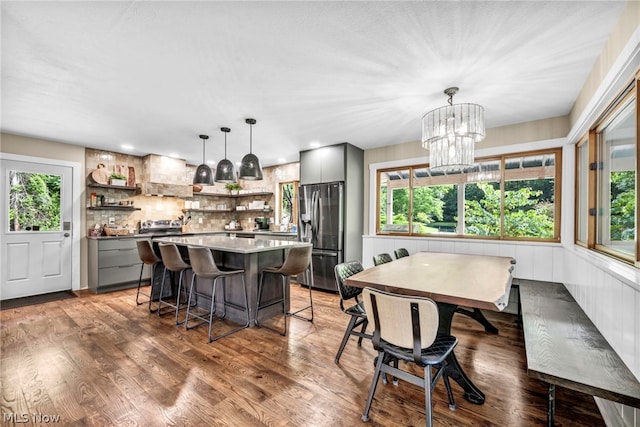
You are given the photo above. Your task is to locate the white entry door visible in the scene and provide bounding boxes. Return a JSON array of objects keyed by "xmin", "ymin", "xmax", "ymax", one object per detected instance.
[{"xmin": 1, "ymin": 159, "xmax": 73, "ymax": 299}]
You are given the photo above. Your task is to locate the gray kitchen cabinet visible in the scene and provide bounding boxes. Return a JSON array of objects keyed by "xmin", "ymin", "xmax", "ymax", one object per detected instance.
[
  {"xmin": 300, "ymin": 149, "xmax": 323, "ymax": 184},
  {"xmin": 88, "ymin": 237, "xmax": 150, "ymax": 293},
  {"xmin": 300, "ymin": 144, "xmax": 349, "ymax": 185}
]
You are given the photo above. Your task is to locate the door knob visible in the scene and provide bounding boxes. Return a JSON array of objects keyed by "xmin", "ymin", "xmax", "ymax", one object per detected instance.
[{"xmin": 64, "ymin": 233, "xmax": 70, "ymax": 237}]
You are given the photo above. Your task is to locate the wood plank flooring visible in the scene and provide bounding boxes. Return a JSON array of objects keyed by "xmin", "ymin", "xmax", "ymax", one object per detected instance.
[{"xmin": 1, "ymin": 285, "xmax": 604, "ymax": 426}]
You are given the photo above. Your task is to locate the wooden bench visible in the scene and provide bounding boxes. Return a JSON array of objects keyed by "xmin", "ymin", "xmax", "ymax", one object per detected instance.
[{"xmin": 518, "ymin": 281, "xmax": 640, "ymax": 426}]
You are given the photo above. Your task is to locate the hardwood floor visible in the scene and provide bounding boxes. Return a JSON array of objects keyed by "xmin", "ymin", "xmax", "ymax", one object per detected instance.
[{"xmin": 1, "ymin": 284, "xmax": 604, "ymax": 426}]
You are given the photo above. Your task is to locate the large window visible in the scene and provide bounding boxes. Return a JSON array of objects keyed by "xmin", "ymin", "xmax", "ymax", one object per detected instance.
[
  {"xmin": 279, "ymin": 181, "xmax": 298, "ymax": 227},
  {"xmin": 377, "ymin": 149, "xmax": 561, "ymax": 241},
  {"xmin": 597, "ymin": 93, "xmax": 636, "ymax": 260},
  {"xmin": 575, "ymin": 78, "xmax": 639, "ymax": 266}
]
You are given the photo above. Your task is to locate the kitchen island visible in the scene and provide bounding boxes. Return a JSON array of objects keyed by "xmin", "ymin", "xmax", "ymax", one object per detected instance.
[{"xmin": 153, "ymin": 235, "xmax": 312, "ymax": 326}]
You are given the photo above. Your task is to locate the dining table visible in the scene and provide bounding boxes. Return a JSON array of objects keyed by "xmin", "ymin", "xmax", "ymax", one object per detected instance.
[{"xmin": 344, "ymin": 251, "xmax": 516, "ymax": 405}]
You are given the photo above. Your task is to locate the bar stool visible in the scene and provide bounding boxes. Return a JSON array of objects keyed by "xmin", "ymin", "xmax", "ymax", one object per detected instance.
[
  {"xmin": 157, "ymin": 243, "xmax": 191, "ymax": 325},
  {"xmin": 135, "ymin": 240, "xmax": 162, "ymax": 312},
  {"xmin": 255, "ymin": 245, "xmax": 314, "ymax": 336},
  {"xmin": 185, "ymin": 246, "xmax": 250, "ymax": 342}
]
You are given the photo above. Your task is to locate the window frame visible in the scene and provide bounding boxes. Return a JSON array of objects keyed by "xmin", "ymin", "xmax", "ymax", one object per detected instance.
[
  {"xmin": 575, "ymin": 75, "xmax": 640, "ymax": 266},
  {"xmin": 278, "ymin": 180, "xmax": 299, "ymax": 227},
  {"xmin": 375, "ymin": 147, "xmax": 562, "ymax": 242}
]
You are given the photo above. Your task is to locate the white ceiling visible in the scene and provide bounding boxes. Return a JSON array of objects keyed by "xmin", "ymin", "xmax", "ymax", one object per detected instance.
[{"xmin": 1, "ymin": 1, "xmax": 626, "ymax": 168}]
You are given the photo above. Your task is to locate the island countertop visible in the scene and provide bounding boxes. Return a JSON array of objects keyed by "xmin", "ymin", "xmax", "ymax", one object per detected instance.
[
  {"xmin": 87, "ymin": 230, "xmax": 297, "ymax": 240},
  {"xmin": 153, "ymin": 234, "xmax": 310, "ymax": 254}
]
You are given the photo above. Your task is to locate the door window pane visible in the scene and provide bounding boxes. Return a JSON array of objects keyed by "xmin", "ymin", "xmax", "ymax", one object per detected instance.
[
  {"xmin": 8, "ymin": 171, "xmax": 62, "ymax": 232},
  {"xmin": 378, "ymin": 169, "xmax": 410, "ymax": 233},
  {"xmin": 597, "ymin": 101, "xmax": 636, "ymax": 257}
]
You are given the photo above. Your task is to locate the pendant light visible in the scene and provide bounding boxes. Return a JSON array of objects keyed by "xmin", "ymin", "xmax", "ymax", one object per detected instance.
[
  {"xmin": 239, "ymin": 118, "xmax": 263, "ymax": 180},
  {"xmin": 193, "ymin": 134, "xmax": 214, "ymax": 185},
  {"xmin": 215, "ymin": 127, "xmax": 236, "ymax": 182}
]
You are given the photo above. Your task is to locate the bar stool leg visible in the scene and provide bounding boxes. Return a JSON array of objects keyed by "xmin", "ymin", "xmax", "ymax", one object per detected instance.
[
  {"xmin": 136, "ymin": 262, "xmax": 145, "ymax": 305},
  {"xmin": 185, "ymin": 273, "xmax": 197, "ymax": 330},
  {"xmin": 288, "ymin": 265, "xmax": 314, "ymax": 321},
  {"xmin": 208, "ymin": 274, "xmax": 250, "ymax": 342},
  {"xmin": 206, "ymin": 278, "xmax": 219, "ymax": 342},
  {"xmin": 255, "ymin": 271, "xmax": 287, "ymax": 336},
  {"xmin": 157, "ymin": 267, "xmax": 169, "ymax": 317},
  {"xmin": 255, "ymin": 272, "xmax": 265, "ymax": 327},
  {"xmin": 174, "ymin": 270, "xmax": 187, "ymax": 325},
  {"xmin": 136, "ymin": 261, "xmax": 158, "ymax": 311},
  {"xmin": 281, "ymin": 274, "xmax": 287, "ymax": 337},
  {"xmin": 147, "ymin": 263, "xmax": 158, "ymax": 313}
]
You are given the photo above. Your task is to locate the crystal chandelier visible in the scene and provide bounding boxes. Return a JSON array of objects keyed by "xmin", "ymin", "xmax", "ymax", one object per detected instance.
[{"xmin": 421, "ymin": 87, "xmax": 485, "ymax": 171}]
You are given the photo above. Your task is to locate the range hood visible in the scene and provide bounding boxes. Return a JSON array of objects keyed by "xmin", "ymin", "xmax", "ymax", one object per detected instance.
[
  {"xmin": 139, "ymin": 182, "xmax": 193, "ymax": 197},
  {"xmin": 139, "ymin": 154, "xmax": 193, "ymax": 197}
]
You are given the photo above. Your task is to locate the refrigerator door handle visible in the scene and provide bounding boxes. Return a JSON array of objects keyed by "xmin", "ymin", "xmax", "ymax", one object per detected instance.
[
  {"xmin": 317, "ymin": 195, "xmax": 322, "ymax": 242},
  {"xmin": 312, "ymin": 190, "xmax": 319, "ymax": 243}
]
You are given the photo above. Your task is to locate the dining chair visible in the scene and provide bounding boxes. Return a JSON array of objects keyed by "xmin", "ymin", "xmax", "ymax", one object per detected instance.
[
  {"xmin": 185, "ymin": 246, "xmax": 249, "ymax": 342},
  {"xmin": 255, "ymin": 245, "xmax": 314, "ymax": 336},
  {"xmin": 334, "ymin": 261, "xmax": 372, "ymax": 364},
  {"xmin": 361, "ymin": 287, "xmax": 458, "ymax": 427},
  {"xmin": 372, "ymin": 253, "xmax": 393, "ymax": 266},
  {"xmin": 394, "ymin": 248, "xmax": 410, "ymax": 259},
  {"xmin": 135, "ymin": 240, "xmax": 162, "ymax": 312},
  {"xmin": 157, "ymin": 243, "xmax": 192, "ymax": 325}
]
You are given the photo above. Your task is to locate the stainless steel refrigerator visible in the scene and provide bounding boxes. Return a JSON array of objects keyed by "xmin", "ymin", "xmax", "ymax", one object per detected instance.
[{"xmin": 298, "ymin": 182, "xmax": 344, "ymax": 291}]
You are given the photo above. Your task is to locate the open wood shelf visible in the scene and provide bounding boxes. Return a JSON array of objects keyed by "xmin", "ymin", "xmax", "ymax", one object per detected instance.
[
  {"xmin": 181, "ymin": 208, "xmax": 273, "ymax": 213},
  {"xmin": 182, "ymin": 209, "xmax": 234, "ymax": 213},
  {"xmin": 88, "ymin": 183, "xmax": 139, "ymax": 191},
  {"xmin": 192, "ymin": 191, "xmax": 273, "ymax": 198},
  {"xmin": 88, "ymin": 206, "xmax": 141, "ymax": 211}
]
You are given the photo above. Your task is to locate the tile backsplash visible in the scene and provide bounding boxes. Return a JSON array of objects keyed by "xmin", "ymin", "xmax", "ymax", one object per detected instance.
[{"xmin": 85, "ymin": 148, "xmax": 299, "ymax": 233}]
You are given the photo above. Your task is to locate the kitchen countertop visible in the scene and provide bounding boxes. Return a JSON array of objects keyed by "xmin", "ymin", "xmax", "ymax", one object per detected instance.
[
  {"xmin": 154, "ymin": 234, "xmax": 310, "ymax": 254},
  {"xmin": 87, "ymin": 230, "xmax": 298, "ymax": 240}
]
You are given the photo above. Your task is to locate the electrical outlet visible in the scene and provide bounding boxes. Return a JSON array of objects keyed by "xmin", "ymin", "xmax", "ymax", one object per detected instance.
[
  {"xmin": 198, "ymin": 217, "xmax": 203, "ymax": 224},
  {"xmin": 108, "ymin": 217, "xmax": 115, "ymax": 225}
]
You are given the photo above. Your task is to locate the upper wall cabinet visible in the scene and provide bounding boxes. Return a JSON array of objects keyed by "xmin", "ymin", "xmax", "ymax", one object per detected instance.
[{"xmin": 300, "ymin": 143, "xmax": 361, "ymax": 185}]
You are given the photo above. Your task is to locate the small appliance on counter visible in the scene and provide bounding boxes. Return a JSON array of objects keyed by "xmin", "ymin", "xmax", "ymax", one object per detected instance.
[
  {"xmin": 254, "ymin": 217, "xmax": 269, "ymax": 230},
  {"xmin": 225, "ymin": 220, "xmax": 242, "ymax": 231},
  {"xmin": 139, "ymin": 219, "xmax": 183, "ymax": 235}
]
